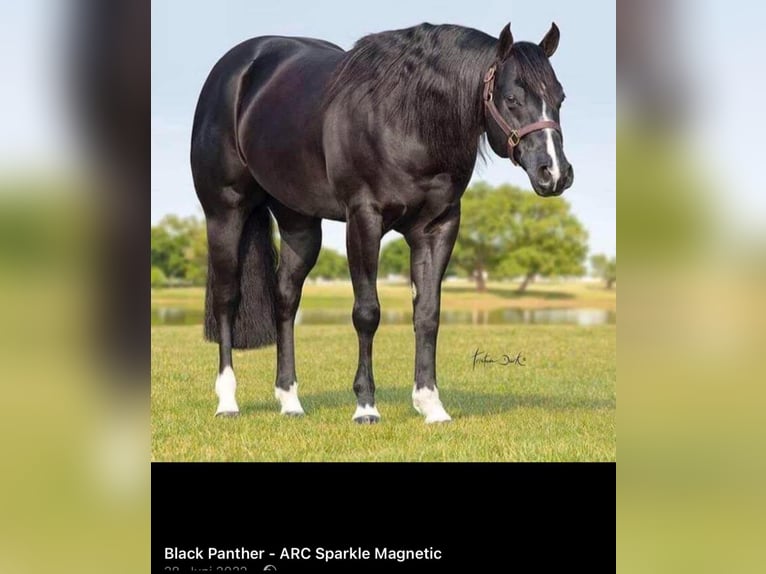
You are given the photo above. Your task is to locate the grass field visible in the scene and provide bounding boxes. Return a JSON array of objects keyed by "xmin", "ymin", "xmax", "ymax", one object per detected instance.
[
  {"xmin": 151, "ymin": 281, "xmax": 616, "ymax": 462},
  {"xmin": 152, "ymin": 279, "xmax": 616, "ymax": 312}
]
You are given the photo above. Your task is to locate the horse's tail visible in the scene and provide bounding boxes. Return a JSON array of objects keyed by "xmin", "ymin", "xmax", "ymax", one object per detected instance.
[{"xmin": 204, "ymin": 204, "xmax": 278, "ymax": 349}]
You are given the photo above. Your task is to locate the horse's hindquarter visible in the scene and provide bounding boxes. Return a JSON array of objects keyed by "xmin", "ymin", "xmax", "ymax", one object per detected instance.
[{"xmin": 234, "ymin": 38, "xmax": 346, "ymax": 219}]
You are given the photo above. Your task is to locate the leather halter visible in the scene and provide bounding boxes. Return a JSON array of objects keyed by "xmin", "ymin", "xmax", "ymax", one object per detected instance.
[{"xmin": 482, "ymin": 63, "xmax": 561, "ymax": 166}]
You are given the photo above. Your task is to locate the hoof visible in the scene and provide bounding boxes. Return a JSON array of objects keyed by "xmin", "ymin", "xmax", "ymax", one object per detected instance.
[
  {"xmin": 352, "ymin": 404, "xmax": 381, "ymax": 424},
  {"xmin": 215, "ymin": 410, "xmax": 239, "ymax": 418},
  {"xmin": 282, "ymin": 410, "xmax": 305, "ymax": 418},
  {"xmin": 424, "ymin": 411, "xmax": 452, "ymax": 424},
  {"xmin": 354, "ymin": 415, "xmax": 380, "ymax": 424}
]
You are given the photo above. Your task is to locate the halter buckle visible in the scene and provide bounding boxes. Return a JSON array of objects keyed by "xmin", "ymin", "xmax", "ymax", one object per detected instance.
[
  {"xmin": 508, "ymin": 130, "xmax": 521, "ymax": 146},
  {"xmin": 483, "ymin": 66, "xmax": 496, "ymax": 83}
]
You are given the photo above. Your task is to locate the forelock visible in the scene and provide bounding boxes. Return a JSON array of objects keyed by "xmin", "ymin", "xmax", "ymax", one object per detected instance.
[{"xmin": 508, "ymin": 42, "xmax": 562, "ymax": 106}]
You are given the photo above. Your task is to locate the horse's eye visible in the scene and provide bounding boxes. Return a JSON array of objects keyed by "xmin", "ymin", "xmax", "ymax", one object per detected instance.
[{"xmin": 505, "ymin": 95, "xmax": 518, "ymax": 106}]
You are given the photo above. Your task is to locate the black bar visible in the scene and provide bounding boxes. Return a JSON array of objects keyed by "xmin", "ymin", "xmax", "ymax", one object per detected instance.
[{"xmin": 152, "ymin": 463, "xmax": 614, "ymax": 572}]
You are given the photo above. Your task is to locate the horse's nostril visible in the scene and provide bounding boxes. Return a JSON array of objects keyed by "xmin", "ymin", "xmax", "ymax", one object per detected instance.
[{"xmin": 537, "ymin": 165, "xmax": 552, "ymax": 184}]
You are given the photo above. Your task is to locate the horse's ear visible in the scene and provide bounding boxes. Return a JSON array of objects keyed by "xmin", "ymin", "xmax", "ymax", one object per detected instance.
[
  {"xmin": 497, "ymin": 23, "xmax": 514, "ymax": 60},
  {"xmin": 540, "ymin": 22, "xmax": 560, "ymax": 58}
]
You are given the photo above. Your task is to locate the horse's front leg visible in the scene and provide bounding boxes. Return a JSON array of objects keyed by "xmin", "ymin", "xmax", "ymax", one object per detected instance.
[
  {"xmin": 405, "ymin": 208, "xmax": 460, "ymax": 423},
  {"xmin": 346, "ymin": 205, "xmax": 383, "ymax": 423}
]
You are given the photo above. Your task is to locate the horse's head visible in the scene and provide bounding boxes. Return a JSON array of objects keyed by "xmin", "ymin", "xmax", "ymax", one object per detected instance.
[{"xmin": 484, "ymin": 23, "xmax": 573, "ymax": 197}]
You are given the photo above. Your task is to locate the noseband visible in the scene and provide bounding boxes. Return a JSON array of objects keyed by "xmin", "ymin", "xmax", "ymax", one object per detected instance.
[{"xmin": 482, "ymin": 63, "xmax": 561, "ymax": 166}]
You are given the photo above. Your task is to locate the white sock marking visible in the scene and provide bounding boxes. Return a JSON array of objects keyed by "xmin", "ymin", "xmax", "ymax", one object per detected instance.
[
  {"xmin": 214, "ymin": 366, "xmax": 239, "ymax": 415},
  {"xmin": 352, "ymin": 403, "xmax": 381, "ymax": 421},
  {"xmin": 412, "ymin": 385, "xmax": 452, "ymax": 423},
  {"xmin": 542, "ymin": 101, "xmax": 561, "ymax": 185},
  {"xmin": 275, "ymin": 382, "xmax": 305, "ymax": 415}
]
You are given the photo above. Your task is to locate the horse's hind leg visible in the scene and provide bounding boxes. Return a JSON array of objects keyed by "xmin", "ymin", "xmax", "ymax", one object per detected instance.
[
  {"xmin": 271, "ymin": 204, "xmax": 322, "ymax": 415},
  {"xmin": 205, "ymin": 202, "xmax": 250, "ymax": 416},
  {"xmin": 198, "ymin": 178, "xmax": 277, "ymax": 417}
]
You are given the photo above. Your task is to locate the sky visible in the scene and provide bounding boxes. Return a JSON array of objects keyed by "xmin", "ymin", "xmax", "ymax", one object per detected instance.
[{"xmin": 151, "ymin": 0, "xmax": 616, "ymax": 256}]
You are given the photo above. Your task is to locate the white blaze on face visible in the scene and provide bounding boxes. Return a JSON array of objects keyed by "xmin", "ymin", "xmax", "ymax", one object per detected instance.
[{"xmin": 541, "ymin": 101, "xmax": 562, "ymax": 185}]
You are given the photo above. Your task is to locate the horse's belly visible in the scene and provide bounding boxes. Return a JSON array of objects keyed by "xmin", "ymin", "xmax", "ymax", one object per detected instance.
[
  {"xmin": 245, "ymin": 154, "xmax": 345, "ymax": 221},
  {"xmin": 264, "ymin": 178, "xmax": 346, "ymax": 221}
]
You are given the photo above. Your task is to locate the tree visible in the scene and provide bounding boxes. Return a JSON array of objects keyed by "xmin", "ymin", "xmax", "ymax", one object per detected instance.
[
  {"xmin": 182, "ymin": 219, "xmax": 208, "ymax": 285},
  {"xmin": 379, "ymin": 238, "xmax": 410, "ymax": 277},
  {"xmin": 150, "ymin": 214, "xmax": 207, "ymax": 284},
  {"xmin": 498, "ymin": 194, "xmax": 588, "ymax": 292},
  {"xmin": 450, "ymin": 182, "xmax": 588, "ymax": 292},
  {"xmin": 151, "ymin": 219, "xmax": 186, "ymax": 279},
  {"xmin": 590, "ymin": 254, "xmax": 616, "ymax": 289},
  {"xmin": 450, "ymin": 182, "xmax": 517, "ymax": 291},
  {"xmin": 308, "ymin": 247, "xmax": 348, "ymax": 280}
]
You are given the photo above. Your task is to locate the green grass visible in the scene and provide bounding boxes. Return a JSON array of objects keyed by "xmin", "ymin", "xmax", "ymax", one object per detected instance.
[
  {"xmin": 152, "ymin": 278, "xmax": 616, "ymax": 312},
  {"xmin": 152, "ymin": 321, "xmax": 615, "ymax": 462}
]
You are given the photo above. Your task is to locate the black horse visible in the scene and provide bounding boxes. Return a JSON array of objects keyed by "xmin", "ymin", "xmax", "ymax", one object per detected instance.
[{"xmin": 191, "ymin": 22, "xmax": 573, "ymax": 423}]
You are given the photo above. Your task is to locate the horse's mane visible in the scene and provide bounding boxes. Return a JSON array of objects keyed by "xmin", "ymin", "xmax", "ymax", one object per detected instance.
[
  {"xmin": 324, "ymin": 24, "xmax": 497, "ymax": 163},
  {"xmin": 324, "ymin": 24, "xmax": 560, "ymax": 165}
]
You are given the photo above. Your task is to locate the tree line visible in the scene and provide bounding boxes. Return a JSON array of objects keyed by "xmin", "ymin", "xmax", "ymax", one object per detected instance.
[{"xmin": 152, "ymin": 183, "xmax": 615, "ymax": 291}]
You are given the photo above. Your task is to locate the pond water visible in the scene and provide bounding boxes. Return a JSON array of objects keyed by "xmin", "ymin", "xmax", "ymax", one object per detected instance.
[{"xmin": 151, "ymin": 307, "xmax": 615, "ymax": 327}]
